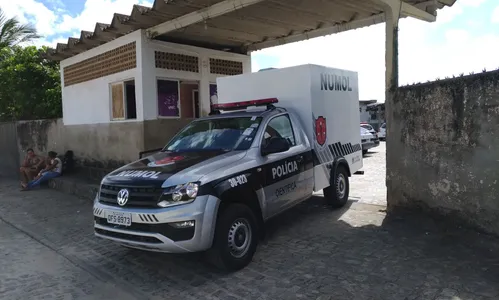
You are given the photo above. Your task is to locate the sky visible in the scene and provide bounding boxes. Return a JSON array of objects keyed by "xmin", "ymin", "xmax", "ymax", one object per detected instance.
[{"xmin": 1, "ymin": 0, "xmax": 498, "ymax": 102}]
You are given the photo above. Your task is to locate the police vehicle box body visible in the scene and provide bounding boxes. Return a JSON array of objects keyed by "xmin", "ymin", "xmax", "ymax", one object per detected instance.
[{"xmin": 93, "ymin": 64, "xmax": 363, "ymax": 271}]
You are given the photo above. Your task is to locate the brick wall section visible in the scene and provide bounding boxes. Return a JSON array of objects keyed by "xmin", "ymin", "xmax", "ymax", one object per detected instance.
[{"xmin": 386, "ymin": 70, "xmax": 499, "ymax": 235}]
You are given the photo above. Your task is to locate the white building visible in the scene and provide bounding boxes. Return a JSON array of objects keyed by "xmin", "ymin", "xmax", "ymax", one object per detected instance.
[
  {"xmin": 359, "ymin": 100, "xmax": 385, "ymax": 130},
  {"xmin": 61, "ymin": 29, "xmax": 250, "ymax": 126},
  {"xmin": 49, "ymin": 29, "xmax": 251, "ymax": 167},
  {"xmin": 359, "ymin": 100, "xmax": 377, "ymax": 123}
]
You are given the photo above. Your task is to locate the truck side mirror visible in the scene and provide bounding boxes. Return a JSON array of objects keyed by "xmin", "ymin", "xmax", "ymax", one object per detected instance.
[{"xmin": 261, "ymin": 136, "xmax": 290, "ymax": 156}]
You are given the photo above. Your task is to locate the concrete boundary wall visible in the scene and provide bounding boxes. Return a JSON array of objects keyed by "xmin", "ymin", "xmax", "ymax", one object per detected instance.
[
  {"xmin": 0, "ymin": 122, "xmax": 20, "ymax": 178},
  {"xmin": 14, "ymin": 119, "xmax": 189, "ymax": 173},
  {"xmin": 386, "ymin": 70, "xmax": 499, "ymax": 235}
]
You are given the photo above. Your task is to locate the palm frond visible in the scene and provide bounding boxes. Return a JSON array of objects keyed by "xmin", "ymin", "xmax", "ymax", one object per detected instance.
[{"xmin": 0, "ymin": 7, "xmax": 40, "ymax": 49}]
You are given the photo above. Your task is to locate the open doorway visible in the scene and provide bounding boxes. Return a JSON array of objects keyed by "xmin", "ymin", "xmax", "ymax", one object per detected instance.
[
  {"xmin": 111, "ymin": 79, "xmax": 137, "ymax": 120},
  {"xmin": 179, "ymin": 81, "xmax": 200, "ymax": 118},
  {"xmin": 192, "ymin": 89, "xmax": 200, "ymax": 118},
  {"xmin": 124, "ymin": 80, "xmax": 137, "ymax": 119}
]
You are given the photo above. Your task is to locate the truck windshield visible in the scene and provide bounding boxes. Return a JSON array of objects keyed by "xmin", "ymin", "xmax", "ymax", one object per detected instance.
[{"xmin": 164, "ymin": 117, "xmax": 262, "ymax": 152}]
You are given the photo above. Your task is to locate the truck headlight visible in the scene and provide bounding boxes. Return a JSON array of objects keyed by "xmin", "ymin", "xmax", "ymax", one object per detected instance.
[{"xmin": 158, "ymin": 182, "xmax": 199, "ymax": 208}]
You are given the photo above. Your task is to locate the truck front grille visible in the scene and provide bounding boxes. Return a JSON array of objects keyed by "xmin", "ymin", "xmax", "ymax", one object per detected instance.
[{"xmin": 99, "ymin": 184, "xmax": 162, "ymax": 208}]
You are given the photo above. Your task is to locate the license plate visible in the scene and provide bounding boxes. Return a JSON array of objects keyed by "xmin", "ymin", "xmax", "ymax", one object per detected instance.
[{"xmin": 105, "ymin": 211, "xmax": 132, "ymax": 226}]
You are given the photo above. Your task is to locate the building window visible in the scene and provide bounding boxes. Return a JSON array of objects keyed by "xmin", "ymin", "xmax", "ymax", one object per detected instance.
[
  {"xmin": 157, "ymin": 79, "xmax": 180, "ymax": 117},
  {"xmin": 110, "ymin": 79, "xmax": 137, "ymax": 120}
]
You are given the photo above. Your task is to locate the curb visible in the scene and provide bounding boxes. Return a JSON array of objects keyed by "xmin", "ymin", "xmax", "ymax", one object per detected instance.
[{"xmin": 48, "ymin": 177, "xmax": 99, "ymax": 202}]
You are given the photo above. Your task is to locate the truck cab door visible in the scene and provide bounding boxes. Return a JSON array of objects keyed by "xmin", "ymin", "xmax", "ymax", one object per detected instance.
[{"xmin": 258, "ymin": 113, "xmax": 311, "ymax": 218}]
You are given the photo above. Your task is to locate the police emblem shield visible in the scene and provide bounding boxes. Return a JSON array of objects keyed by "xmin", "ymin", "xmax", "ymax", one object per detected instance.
[{"xmin": 315, "ymin": 116, "xmax": 327, "ymax": 146}]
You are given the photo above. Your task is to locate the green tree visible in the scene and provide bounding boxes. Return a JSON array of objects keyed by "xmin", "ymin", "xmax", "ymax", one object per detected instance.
[
  {"xmin": 0, "ymin": 7, "xmax": 40, "ymax": 49},
  {"xmin": 0, "ymin": 46, "xmax": 61, "ymax": 121}
]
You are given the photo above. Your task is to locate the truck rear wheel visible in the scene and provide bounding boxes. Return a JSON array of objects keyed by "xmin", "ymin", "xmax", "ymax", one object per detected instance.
[
  {"xmin": 207, "ymin": 203, "xmax": 259, "ymax": 271},
  {"xmin": 323, "ymin": 165, "xmax": 349, "ymax": 208}
]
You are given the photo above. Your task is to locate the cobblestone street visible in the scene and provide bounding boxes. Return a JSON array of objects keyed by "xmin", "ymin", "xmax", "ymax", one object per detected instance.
[{"xmin": 1, "ymin": 143, "xmax": 499, "ymax": 300}]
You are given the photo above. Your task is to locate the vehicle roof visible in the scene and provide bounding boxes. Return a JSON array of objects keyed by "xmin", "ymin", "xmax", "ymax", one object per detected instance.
[
  {"xmin": 200, "ymin": 107, "xmax": 287, "ymax": 120},
  {"xmin": 360, "ymin": 127, "xmax": 372, "ymax": 135}
]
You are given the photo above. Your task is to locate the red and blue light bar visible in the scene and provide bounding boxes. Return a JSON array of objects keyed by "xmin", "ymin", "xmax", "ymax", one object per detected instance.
[{"xmin": 212, "ymin": 98, "xmax": 278, "ymax": 111}]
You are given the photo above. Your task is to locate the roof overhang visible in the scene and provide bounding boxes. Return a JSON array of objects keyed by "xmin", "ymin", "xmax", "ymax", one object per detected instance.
[{"xmin": 47, "ymin": 0, "xmax": 456, "ymax": 61}]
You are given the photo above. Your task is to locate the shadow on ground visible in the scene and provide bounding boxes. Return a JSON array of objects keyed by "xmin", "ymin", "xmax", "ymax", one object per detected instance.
[
  {"xmin": 0, "ymin": 179, "xmax": 498, "ymax": 300},
  {"xmin": 127, "ymin": 197, "xmax": 499, "ymax": 299},
  {"xmin": 362, "ymin": 151, "xmax": 380, "ymax": 158}
]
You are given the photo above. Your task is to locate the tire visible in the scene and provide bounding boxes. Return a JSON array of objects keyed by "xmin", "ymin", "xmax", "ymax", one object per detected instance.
[
  {"xmin": 362, "ymin": 149, "xmax": 368, "ymax": 155},
  {"xmin": 207, "ymin": 203, "xmax": 259, "ymax": 271},
  {"xmin": 323, "ymin": 165, "xmax": 350, "ymax": 209}
]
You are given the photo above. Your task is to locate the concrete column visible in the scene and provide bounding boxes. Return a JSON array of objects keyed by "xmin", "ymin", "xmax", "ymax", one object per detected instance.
[
  {"xmin": 139, "ymin": 31, "xmax": 158, "ymax": 120},
  {"xmin": 199, "ymin": 57, "xmax": 211, "ymax": 117},
  {"xmin": 384, "ymin": 2, "xmax": 400, "ymax": 211},
  {"xmin": 385, "ymin": 3, "xmax": 400, "ymax": 94},
  {"xmin": 134, "ymin": 30, "xmax": 145, "ymax": 122}
]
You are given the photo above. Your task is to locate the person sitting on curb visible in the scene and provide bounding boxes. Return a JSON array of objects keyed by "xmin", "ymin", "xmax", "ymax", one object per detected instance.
[
  {"xmin": 21, "ymin": 151, "xmax": 62, "ymax": 191},
  {"xmin": 20, "ymin": 148, "xmax": 45, "ymax": 186}
]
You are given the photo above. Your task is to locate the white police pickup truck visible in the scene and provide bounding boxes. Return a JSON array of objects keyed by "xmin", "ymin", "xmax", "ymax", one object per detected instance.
[{"xmin": 93, "ymin": 64, "xmax": 364, "ymax": 271}]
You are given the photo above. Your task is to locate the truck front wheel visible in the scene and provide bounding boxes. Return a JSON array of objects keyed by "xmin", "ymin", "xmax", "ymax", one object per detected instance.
[
  {"xmin": 323, "ymin": 165, "xmax": 350, "ymax": 208},
  {"xmin": 207, "ymin": 203, "xmax": 259, "ymax": 271}
]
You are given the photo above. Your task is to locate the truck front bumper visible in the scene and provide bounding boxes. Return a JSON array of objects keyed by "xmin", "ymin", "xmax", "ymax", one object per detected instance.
[{"xmin": 93, "ymin": 194, "xmax": 221, "ymax": 253}]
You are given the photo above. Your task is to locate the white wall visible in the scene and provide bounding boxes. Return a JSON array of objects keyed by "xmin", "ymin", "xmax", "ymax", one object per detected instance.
[
  {"xmin": 60, "ymin": 30, "xmax": 143, "ymax": 126},
  {"xmin": 61, "ymin": 29, "xmax": 251, "ymax": 125}
]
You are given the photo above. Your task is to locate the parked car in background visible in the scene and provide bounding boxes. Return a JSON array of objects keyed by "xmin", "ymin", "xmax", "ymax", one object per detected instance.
[
  {"xmin": 360, "ymin": 126, "xmax": 379, "ymax": 155},
  {"xmin": 360, "ymin": 123, "xmax": 377, "ymax": 135},
  {"xmin": 378, "ymin": 123, "xmax": 386, "ymax": 141}
]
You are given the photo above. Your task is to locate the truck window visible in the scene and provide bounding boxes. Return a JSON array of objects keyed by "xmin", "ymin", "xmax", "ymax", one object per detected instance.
[
  {"xmin": 263, "ymin": 114, "xmax": 296, "ymax": 147},
  {"xmin": 164, "ymin": 117, "xmax": 262, "ymax": 152}
]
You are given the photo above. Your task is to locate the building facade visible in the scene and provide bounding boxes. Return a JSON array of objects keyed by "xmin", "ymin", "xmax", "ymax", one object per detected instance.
[
  {"xmin": 61, "ymin": 29, "xmax": 251, "ymax": 125},
  {"xmin": 359, "ymin": 100, "xmax": 385, "ymax": 130},
  {"xmin": 56, "ymin": 29, "xmax": 251, "ymax": 168}
]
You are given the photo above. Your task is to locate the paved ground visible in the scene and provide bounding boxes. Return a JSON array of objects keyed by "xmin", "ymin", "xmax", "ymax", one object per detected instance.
[
  {"xmin": 1, "ymin": 143, "xmax": 499, "ymax": 300},
  {"xmin": 350, "ymin": 141, "xmax": 386, "ymax": 206}
]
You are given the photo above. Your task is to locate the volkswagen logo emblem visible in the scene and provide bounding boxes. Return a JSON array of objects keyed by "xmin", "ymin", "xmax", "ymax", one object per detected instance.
[{"xmin": 117, "ymin": 189, "xmax": 129, "ymax": 206}]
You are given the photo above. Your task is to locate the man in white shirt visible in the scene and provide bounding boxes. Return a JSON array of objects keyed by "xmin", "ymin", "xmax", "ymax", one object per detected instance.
[{"xmin": 21, "ymin": 151, "xmax": 62, "ymax": 190}]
